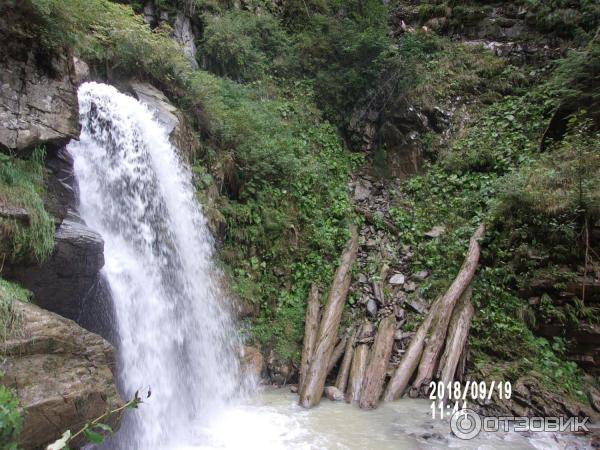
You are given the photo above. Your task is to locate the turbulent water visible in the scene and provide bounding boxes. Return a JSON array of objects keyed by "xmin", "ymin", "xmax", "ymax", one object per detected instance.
[{"xmin": 69, "ymin": 82, "xmax": 249, "ymax": 450}]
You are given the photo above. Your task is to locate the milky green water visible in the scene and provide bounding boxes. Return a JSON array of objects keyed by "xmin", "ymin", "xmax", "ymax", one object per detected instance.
[{"xmin": 177, "ymin": 388, "xmax": 591, "ymax": 450}]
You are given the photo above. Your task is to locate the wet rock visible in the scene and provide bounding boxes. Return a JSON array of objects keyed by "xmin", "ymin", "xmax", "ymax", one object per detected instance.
[
  {"xmin": 0, "ymin": 300, "xmax": 122, "ymax": 450},
  {"xmin": 413, "ymin": 270, "xmax": 430, "ymax": 281},
  {"xmin": 6, "ymin": 220, "xmax": 105, "ymax": 322},
  {"xmin": 267, "ymin": 351, "xmax": 297, "ymax": 386},
  {"xmin": 324, "ymin": 386, "xmax": 345, "ymax": 401},
  {"xmin": 424, "ymin": 226, "xmax": 445, "ymax": 238},
  {"xmin": 130, "ymin": 82, "xmax": 201, "ymax": 161},
  {"xmin": 389, "ymin": 273, "xmax": 406, "ymax": 285},
  {"xmin": 367, "ymin": 298, "xmax": 378, "ymax": 317},
  {"xmin": 172, "ymin": 12, "xmax": 199, "ymax": 70},
  {"xmin": 241, "ymin": 345, "xmax": 264, "ymax": 380},
  {"xmin": 0, "ymin": 52, "xmax": 79, "ymax": 153},
  {"xmin": 290, "ymin": 384, "xmax": 298, "ymax": 393}
]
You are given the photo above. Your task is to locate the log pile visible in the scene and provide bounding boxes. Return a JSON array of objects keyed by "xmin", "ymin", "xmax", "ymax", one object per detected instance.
[{"xmin": 298, "ymin": 223, "xmax": 485, "ymax": 409}]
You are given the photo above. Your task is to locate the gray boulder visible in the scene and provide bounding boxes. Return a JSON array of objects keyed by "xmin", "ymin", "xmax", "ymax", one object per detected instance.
[{"xmin": 6, "ymin": 220, "xmax": 105, "ymax": 322}]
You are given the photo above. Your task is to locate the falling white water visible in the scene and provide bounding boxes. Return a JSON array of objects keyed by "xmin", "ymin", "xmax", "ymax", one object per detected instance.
[{"xmin": 69, "ymin": 82, "xmax": 250, "ymax": 450}]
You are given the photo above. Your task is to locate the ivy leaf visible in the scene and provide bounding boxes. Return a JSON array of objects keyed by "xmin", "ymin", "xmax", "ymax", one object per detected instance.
[
  {"xmin": 84, "ymin": 429, "xmax": 104, "ymax": 444},
  {"xmin": 93, "ymin": 423, "xmax": 113, "ymax": 433}
]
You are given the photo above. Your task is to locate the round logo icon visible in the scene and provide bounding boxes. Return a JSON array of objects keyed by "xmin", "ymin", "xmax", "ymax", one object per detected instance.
[{"xmin": 450, "ymin": 408, "xmax": 482, "ymax": 440}]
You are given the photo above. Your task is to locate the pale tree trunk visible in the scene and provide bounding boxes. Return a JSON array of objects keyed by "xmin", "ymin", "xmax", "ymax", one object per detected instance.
[
  {"xmin": 437, "ymin": 286, "xmax": 474, "ymax": 403},
  {"xmin": 383, "ymin": 296, "xmax": 441, "ymax": 401},
  {"xmin": 335, "ymin": 326, "xmax": 358, "ymax": 392},
  {"xmin": 327, "ymin": 335, "xmax": 347, "ymax": 375},
  {"xmin": 358, "ymin": 314, "xmax": 397, "ymax": 409},
  {"xmin": 410, "ymin": 224, "xmax": 484, "ymax": 396},
  {"xmin": 299, "ymin": 226, "xmax": 359, "ymax": 408},
  {"xmin": 345, "ymin": 322, "xmax": 373, "ymax": 403},
  {"xmin": 299, "ymin": 283, "xmax": 321, "ymax": 392}
]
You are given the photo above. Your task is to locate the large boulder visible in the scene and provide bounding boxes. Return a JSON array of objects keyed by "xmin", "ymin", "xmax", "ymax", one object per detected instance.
[
  {"xmin": 173, "ymin": 12, "xmax": 199, "ymax": 70},
  {"xmin": 0, "ymin": 300, "xmax": 122, "ymax": 450},
  {"xmin": 6, "ymin": 219, "xmax": 105, "ymax": 322},
  {"xmin": 0, "ymin": 52, "xmax": 79, "ymax": 154}
]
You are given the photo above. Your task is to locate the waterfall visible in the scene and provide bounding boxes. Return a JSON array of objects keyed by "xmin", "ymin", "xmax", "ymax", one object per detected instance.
[{"xmin": 68, "ymin": 82, "xmax": 250, "ymax": 449}]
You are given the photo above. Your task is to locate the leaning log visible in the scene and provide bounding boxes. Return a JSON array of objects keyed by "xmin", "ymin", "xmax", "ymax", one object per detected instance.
[
  {"xmin": 299, "ymin": 225, "xmax": 359, "ymax": 408},
  {"xmin": 335, "ymin": 327, "xmax": 358, "ymax": 393},
  {"xmin": 346, "ymin": 322, "xmax": 373, "ymax": 403},
  {"xmin": 299, "ymin": 283, "xmax": 321, "ymax": 391},
  {"xmin": 436, "ymin": 286, "xmax": 474, "ymax": 403},
  {"xmin": 326, "ymin": 335, "xmax": 347, "ymax": 375},
  {"xmin": 410, "ymin": 224, "xmax": 484, "ymax": 396},
  {"xmin": 383, "ymin": 297, "xmax": 441, "ymax": 401},
  {"xmin": 359, "ymin": 314, "xmax": 397, "ymax": 409}
]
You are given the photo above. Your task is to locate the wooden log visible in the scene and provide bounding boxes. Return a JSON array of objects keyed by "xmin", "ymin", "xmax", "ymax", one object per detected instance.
[
  {"xmin": 327, "ymin": 335, "xmax": 347, "ymax": 375},
  {"xmin": 358, "ymin": 314, "xmax": 397, "ymax": 409},
  {"xmin": 299, "ymin": 283, "xmax": 321, "ymax": 392},
  {"xmin": 335, "ymin": 326, "xmax": 358, "ymax": 393},
  {"xmin": 345, "ymin": 323, "xmax": 373, "ymax": 404},
  {"xmin": 410, "ymin": 224, "xmax": 484, "ymax": 396},
  {"xmin": 299, "ymin": 225, "xmax": 359, "ymax": 408},
  {"xmin": 436, "ymin": 286, "xmax": 474, "ymax": 403},
  {"xmin": 383, "ymin": 296, "xmax": 441, "ymax": 401}
]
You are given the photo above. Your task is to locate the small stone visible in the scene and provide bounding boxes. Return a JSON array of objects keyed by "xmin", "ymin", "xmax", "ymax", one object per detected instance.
[
  {"xmin": 324, "ymin": 386, "xmax": 345, "ymax": 401},
  {"xmin": 405, "ymin": 297, "xmax": 427, "ymax": 314},
  {"xmin": 290, "ymin": 385, "xmax": 298, "ymax": 393},
  {"xmin": 424, "ymin": 226, "xmax": 446, "ymax": 238},
  {"xmin": 366, "ymin": 298, "xmax": 378, "ymax": 317},
  {"xmin": 404, "ymin": 281, "xmax": 417, "ymax": 292},
  {"xmin": 358, "ymin": 273, "xmax": 368, "ymax": 283},
  {"xmin": 388, "ymin": 273, "xmax": 406, "ymax": 285},
  {"xmin": 413, "ymin": 270, "xmax": 429, "ymax": 281},
  {"xmin": 353, "ymin": 179, "xmax": 372, "ymax": 201},
  {"xmin": 365, "ymin": 239, "xmax": 377, "ymax": 248}
]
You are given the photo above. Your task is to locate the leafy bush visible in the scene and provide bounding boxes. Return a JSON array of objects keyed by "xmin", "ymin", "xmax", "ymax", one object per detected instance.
[
  {"xmin": 200, "ymin": 10, "xmax": 290, "ymax": 81},
  {"xmin": 0, "ymin": 386, "xmax": 23, "ymax": 450},
  {"xmin": 0, "ymin": 149, "xmax": 55, "ymax": 263}
]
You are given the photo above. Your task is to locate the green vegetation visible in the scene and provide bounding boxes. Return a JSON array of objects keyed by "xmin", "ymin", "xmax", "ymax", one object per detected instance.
[
  {"xmin": 0, "ymin": 385, "xmax": 22, "ymax": 450},
  {"xmin": 0, "ymin": 148, "xmax": 55, "ymax": 264},
  {"xmin": 0, "ymin": 278, "xmax": 29, "ymax": 450},
  {"xmin": 387, "ymin": 33, "xmax": 600, "ymax": 400}
]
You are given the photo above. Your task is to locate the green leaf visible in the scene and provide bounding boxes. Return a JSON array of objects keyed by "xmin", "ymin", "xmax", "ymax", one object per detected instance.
[
  {"xmin": 84, "ymin": 429, "xmax": 104, "ymax": 444},
  {"xmin": 47, "ymin": 430, "xmax": 71, "ymax": 450},
  {"xmin": 93, "ymin": 423, "xmax": 113, "ymax": 433}
]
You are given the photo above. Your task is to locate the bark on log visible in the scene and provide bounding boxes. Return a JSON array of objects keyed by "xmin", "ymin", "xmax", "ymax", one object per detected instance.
[
  {"xmin": 299, "ymin": 225, "xmax": 359, "ymax": 408},
  {"xmin": 436, "ymin": 286, "xmax": 474, "ymax": 403},
  {"xmin": 383, "ymin": 297, "xmax": 441, "ymax": 401},
  {"xmin": 358, "ymin": 314, "xmax": 397, "ymax": 409},
  {"xmin": 410, "ymin": 224, "xmax": 484, "ymax": 396},
  {"xmin": 327, "ymin": 335, "xmax": 347, "ymax": 375},
  {"xmin": 346, "ymin": 322, "xmax": 373, "ymax": 403},
  {"xmin": 299, "ymin": 283, "xmax": 321, "ymax": 392},
  {"xmin": 335, "ymin": 327, "xmax": 358, "ymax": 393}
]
